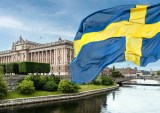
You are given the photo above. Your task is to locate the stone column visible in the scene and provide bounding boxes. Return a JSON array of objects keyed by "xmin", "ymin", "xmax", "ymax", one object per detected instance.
[
  {"xmin": 38, "ymin": 52, "xmax": 39, "ymax": 62},
  {"xmin": 12, "ymin": 55, "xmax": 14, "ymax": 62},
  {"xmin": 64, "ymin": 48, "xmax": 67, "ymax": 65},
  {"xmin": 39, "ymin": 52, "xmax": 41, "ymax": 62},
  {"xmin": 61, "ymin": 48, "xmax": 64, "ymax": 65},
  {"xmin": 54, "ymin": 49, "xmax": 56, "ymax": 65},
  {"xmin": 35, "ymin": 52, "xmax": 36, "ymax": 62},
  {"xmin": 70, "ymin": 49, "xmax": 72, "ymax": 63},
  {"xmin": 6, "ymin": 56, "xmax": 7, "ymax": 63},
  {"xmin": 56, "ymin": 49, "xmax": 58, "ymax": 65},
  {"xmin": 50, "ymin": 50, "xmax": 52, "ymax": 63},
  {"xmin": 53, "ymin": 49, "xmax": 55, "ymax": 65},
  {"xmin": 46, "ymin": 51, "xmax": 48, "ymax": 63},
  {"xmin": 42, "ymin": 51, "xmax": 43, "ymax": 63},
  {"xmin": 30, "ymin": 53, "xmax": 32, "ymax": 62},
  {"xmin": 4, "ymin": 56, "xmax": 7, "ymax": 63},
  {"xmin": 3, "ymin": 56, "xmax": 6, "ymax": 63},
  {"xmin": 8, "ymin": 56, "xmax": 10, "ymax": 63},
  {"xmin": 4, "ymin": 56, "xmax": 6, "ymax": 63},
  {"xmin": 37, "ymin": 52, "xmax": 38, "ymax": 62},
  {"xmin": 32, "ymin": 52, "xmax": 34, "ymax": 62},
  {"xmin": 51, "ymin": 50, "xmax": 53, "ymax": 64},
  {"xmin": 10, "ymin": 55, "xmax": 12, "ymax": 62},
  {"xmin": 41, "ymin": 51, "xmax": 42, "ymax": 62},
  {"xmin": 8, "ymin": 56, "xmax": 9, "ymax": 63}
]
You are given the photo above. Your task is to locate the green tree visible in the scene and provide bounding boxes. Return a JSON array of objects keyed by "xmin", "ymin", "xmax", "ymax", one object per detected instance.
[
  {"xmin": 157, "ymin": 71, "xmax": 160, "ymax": 76},
  {"xmin": 43, "ymin": 81, "xmax": 58, "ymax": 91},
  {"xmin": 58, "ymin": 80, "xmax": 79, "ymax": 93},
  {"xmin": 0, "ymin": 65, "xmax": 5, "ymax": 74},
  {"xmin": 101, "ymin": 76, "xmax": 114, "ymax": 86},
  {"xmin": 111, "ymin": 71, "xmax": 124, "ymax": 78},
  {"xmin": 18, "ymin": 80, "xmax": 35, "ymax": 94},
  {"xmin": 112, "ymin": 65, "xmax": 116, "ymax": 72},
  {"xmin": 25, "ymin": 75, "xmax": 60, "ymax": 90},
  {"xmin": 92, "ymin": 76, "xmax": 102, "ymax": 85},
  {"xmin": 0, "ymin": 75, "xmax": 7, "ymax": 98}
]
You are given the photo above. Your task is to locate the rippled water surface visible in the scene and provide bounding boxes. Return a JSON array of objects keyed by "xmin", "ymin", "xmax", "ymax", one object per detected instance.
[{"xmin": 1, "ymin": 79, "xmax": 160, "ymax": 113}]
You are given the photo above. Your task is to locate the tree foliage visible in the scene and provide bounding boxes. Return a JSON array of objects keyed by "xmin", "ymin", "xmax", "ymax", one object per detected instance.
[
  {"xmin": 43, "ymin": 81, "xmax": 58, "ymax": 91},
  {"xmin": 101, "ymin": 76, "xmax": 114, "ymax": 86},
  {"xmin": 58, "ymin": 80, "xmax": 79, "ymax": 93},
  {"xmin": 19, "ymin": 62, "xmax": 50, "ymax": 74},
  {"xmin": 0, "ymin": 65, "xmax": 6, "ymax": 74},
  {"xmin": 24, "ymin": 75, "xmax": 60, "ymax": 90},
  {"xmin": 92, "ymin": 76, "xmax": 102, "ymax": 85},
  {"xmin": 6, "ymin": 63, "xmax": 19, "ymax": 74},
  {"xmin": 18, "ymin": 80, "xmax": 35, "ymax": 94},
  {"xmin": 0, "ymin": 75, "xmax": 7, "ymax": 98},
  {"xmin": 111, "ymin": 71, "xmax": 124, "ymax": 78},
  {"xmin": 157, "ymin": 71, "xmax": 160, "ymax": 76}
]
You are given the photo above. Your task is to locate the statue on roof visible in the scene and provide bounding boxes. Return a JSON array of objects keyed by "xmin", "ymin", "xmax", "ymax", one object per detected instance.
[
  {"xmin": 59, "ymin": 37, "xmax": 62, "ymax": 41},
  {"xmin": 18, "ymin": 35, "xmax": 25, "ymax": 43},
  {"xmin": 19, "ymin": 35, "xmax": 23, "ymax": 40}
]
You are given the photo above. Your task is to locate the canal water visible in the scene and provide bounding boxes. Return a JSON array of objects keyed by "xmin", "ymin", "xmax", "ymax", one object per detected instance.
[{"xmin": 1, "ymin": 79, "xmax": 160, "ymax": 113}]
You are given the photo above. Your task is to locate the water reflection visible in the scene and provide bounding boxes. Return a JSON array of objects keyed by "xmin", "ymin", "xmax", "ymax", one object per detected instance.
[
  {"xmin": 101, "ymin": 80, "xmax": 160, "ymax": 113},
  {"xmin": 1, "ymin": 79, "xmax": 160, "ymax": 113},
  {"xmin": 0, "ymin": 95, "xmax": 107, "ymax": 113}
]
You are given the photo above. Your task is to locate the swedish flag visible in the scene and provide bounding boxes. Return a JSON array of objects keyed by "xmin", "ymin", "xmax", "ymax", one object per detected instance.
[{"xmin": 70, "ymin": 3, "xmax": 160, "ymax": 84}]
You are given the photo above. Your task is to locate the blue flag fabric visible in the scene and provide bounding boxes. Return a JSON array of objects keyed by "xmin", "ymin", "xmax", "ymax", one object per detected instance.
[{"xmin": 70, "ymin": 3, "xmax": 160, "ymax": 84}]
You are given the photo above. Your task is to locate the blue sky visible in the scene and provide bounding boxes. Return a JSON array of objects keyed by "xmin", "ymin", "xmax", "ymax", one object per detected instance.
[{"xmin": 0, "ymin": 0, "xmax": 159, "ymax": 71}]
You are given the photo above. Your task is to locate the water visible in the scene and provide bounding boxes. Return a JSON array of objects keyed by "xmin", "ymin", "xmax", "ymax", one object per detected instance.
[{"xmin": 1, "ymin": 79, "xmax": 160, "ymax": 113}]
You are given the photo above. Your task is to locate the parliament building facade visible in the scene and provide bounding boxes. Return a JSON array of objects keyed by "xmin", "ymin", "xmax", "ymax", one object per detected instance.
[{"xmin": 0, "ymin": 36, "xmax": 74, "ymax": 75}]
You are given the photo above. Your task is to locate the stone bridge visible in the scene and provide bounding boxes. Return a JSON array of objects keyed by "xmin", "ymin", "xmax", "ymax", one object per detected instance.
[
  {"xmin": 114, "ymin": 78, "xmax": 133, "ymax": 85},
  {"xmin": 117, "ymin": 76, "xmax": 160, "ymax": 86}
]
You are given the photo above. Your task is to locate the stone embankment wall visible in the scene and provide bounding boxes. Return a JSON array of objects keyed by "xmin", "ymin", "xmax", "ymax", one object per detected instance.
[
  {"xmin": 0, "ymin": 85, "xmax": 119, "ymax": 107},
  {"xmin": 3, "ymin": 75, "xmax": 26, "ymax": 91}
]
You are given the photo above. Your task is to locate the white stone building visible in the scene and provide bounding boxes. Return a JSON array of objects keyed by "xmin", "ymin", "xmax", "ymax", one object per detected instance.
[{"xmin": 0, "ymin": 36, "xmax": 74, "ymax": 75}]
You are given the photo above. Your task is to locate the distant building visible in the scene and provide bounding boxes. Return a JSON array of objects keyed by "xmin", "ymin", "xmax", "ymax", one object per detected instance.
[
  {"xmin": 101, "ymin": 67, "xmax": 111, "ymax": 75},
  {"xmin": 116, "ymin": 67, "xmax": 137, "ymax": 76},
  {"xmin": 137, "ymin": 71, "xmax": 143, "ymax": 76},
  {"xmin": 0, "ymin": 36, "xmax": 74, "ymax": 75},
  {"xmin": 101, "ymin": 67, "xmax": 137, "ymax": 76},
  {"xmin": 141, "ymin": 70, "xmax": 150, "ymax": 75}
]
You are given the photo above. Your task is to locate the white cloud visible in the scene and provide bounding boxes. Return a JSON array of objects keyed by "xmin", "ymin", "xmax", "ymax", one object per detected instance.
[
  {"xmin": 0, "ymin": 16, "xmax": 75, "ymax": 40},
  {"xmin": 0, "ymin": 16, "xmax": 31, "ymax": 31},
  {"xmin": 42, "ymin": 30, "xmax": 75, "ymax": 38},
  {"xmin": 0, "ymin": 17, "xmax": 22, "ymax": 28}
]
